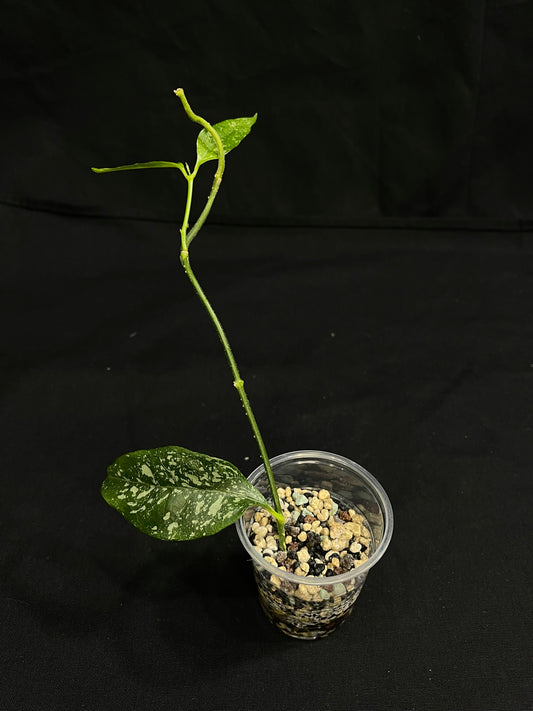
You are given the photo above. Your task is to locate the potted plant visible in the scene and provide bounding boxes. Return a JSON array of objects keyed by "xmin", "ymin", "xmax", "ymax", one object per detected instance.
[{"xmin": 93, "ymin": 88, "xmax": 393, "ymax": 639}]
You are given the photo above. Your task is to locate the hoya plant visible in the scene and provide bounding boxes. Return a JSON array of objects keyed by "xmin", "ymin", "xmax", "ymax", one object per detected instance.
[{"xmin": 94, "ymin": 88, "xmax": 286, "ymax": 549}]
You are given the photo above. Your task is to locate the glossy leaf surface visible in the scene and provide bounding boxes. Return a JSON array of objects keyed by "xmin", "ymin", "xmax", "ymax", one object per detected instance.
[
  {"xmin": 102, "ymin": 446, "xmax": 268, "ymax": 540},
  {"xmin": 196, "ymin": 115, "xmax": 257, "ymax": 166}
]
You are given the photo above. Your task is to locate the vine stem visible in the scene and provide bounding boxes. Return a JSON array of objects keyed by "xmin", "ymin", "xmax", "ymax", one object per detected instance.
[{"xmin": 174, "ymin": 89, "xmax": 286, "ymax": 549}]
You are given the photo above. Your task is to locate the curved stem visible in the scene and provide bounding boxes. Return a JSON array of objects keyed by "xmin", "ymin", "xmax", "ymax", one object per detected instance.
[
  {"xmin": 175, "ymin": 89, "xmax": 286, "ymax": 548},
  {"xmin": 174, "ymin": 88, "xmax": 224, "ymax": 248}
]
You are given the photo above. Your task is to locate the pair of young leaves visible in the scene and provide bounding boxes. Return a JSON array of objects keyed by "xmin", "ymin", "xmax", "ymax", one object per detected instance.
[
  {"xmin": 96, "ymin": 113, "xmax": 272, "ymax": 542},
  {"xmin": 92, "ymin": 114, "xmax": 257, "ymax": 178}
]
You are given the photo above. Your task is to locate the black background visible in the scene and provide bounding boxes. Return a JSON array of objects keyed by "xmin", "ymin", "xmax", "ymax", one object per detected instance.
[{"xmin": 1, "ymin": 2, "xmax": 532, "ymax": 710}]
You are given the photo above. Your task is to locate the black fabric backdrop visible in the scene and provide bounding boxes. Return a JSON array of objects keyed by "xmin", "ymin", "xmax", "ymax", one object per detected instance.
[{"xmin": 1, "ymin": 2, "xmax": 532, "ymax": 710}]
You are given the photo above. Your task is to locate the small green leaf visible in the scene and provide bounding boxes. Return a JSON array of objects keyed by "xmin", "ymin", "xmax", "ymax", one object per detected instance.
[
  {"xmin": 92, "ymin": 161, "xmax": 186, "ymax": 175},
  {"xmin": 196, "ymin": 115, "xmax": 257, "ymax": 166},
  {"xmin": 102, "ymin": 445, "xmax": 269, "ymax": 540}
]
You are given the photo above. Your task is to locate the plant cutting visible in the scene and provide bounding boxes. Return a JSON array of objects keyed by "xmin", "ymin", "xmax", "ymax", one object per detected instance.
[
  {"xmin": 94, "ymin": 88, "xmax": 286, "ymax": 548},
  {"xmin": 94, "ymin": 89, "xmax": 393, "ymax": 639}
]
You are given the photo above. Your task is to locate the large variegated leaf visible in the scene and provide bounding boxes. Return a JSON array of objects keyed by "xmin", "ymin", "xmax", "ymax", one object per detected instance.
[
  {"xmin": 102, "ymin": 446, "xmax": 268, "ymax": 540},
  {"xmin": 196, "ymin": 115, "xmax": 257, "ymax": 166}
]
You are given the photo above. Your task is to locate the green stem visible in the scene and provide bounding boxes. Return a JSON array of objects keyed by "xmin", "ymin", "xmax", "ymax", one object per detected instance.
[
  {"xmin": 174, "ymin": 89, "xmax": 286, "ymax": 549},
  {"xmin": 174, "ymin": 89, "xmax": 224, "ymax": 248},
  {"xmin": 179, "ymin": 249, "xmax": 286, "ymax": 548}
]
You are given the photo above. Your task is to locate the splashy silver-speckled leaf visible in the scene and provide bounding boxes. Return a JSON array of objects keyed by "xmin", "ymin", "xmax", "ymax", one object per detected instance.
[{"xmin": 102, "ymin": 446, "xmax": 268, "ymax": 540}]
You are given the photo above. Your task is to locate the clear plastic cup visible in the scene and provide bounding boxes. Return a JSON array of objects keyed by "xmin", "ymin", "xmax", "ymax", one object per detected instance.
[{"xmin": 236, "ymin": 450, "xmax": 393, "ymax": 639}]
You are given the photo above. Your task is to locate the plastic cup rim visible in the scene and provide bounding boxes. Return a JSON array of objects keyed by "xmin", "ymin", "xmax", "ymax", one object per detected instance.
[{"xmin": 236, "ymin": 449, "xmax": 394, "ymax": 587}]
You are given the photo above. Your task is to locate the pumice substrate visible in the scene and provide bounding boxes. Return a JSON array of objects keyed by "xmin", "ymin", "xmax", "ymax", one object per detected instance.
[
  {"xmin": 244, "ymin": 485, "xmax": 375, "ymax": 638},
  {"xmin": 249, "ymin": 485, "xmax": 373, "ymax": 581}
]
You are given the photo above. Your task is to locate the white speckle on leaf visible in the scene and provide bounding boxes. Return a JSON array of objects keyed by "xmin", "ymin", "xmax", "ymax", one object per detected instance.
[
  {"xmin": 208, "ymin": 496, "xmax": 224, "ymax": 517},
  {"xmin": 186, "ymin": 472, "xmax": 202, "ymax": 486},
  {"xmin": 129, "ymin": 504, "xmax": 146, "ymax": 514}
]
